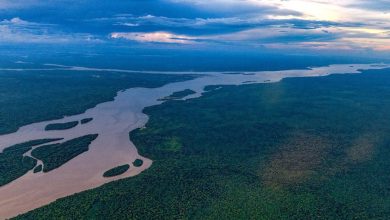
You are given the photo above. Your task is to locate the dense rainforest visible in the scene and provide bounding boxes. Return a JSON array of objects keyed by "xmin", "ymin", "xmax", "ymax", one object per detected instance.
[
  {"xmin": 16, "ymin": 68, "xmax": 390, "ymax": 219},
  {"xmin": 0, "ymin": 70, "xmax": 196, "ymax": 135},
  {"xmin": 0, "ymin": 138, "xmax": 62, "ymax": 186}
]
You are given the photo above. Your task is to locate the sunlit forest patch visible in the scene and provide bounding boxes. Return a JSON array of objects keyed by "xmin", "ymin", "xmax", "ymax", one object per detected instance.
[{"xmin": 261, "ymin": 132, "xmax": 331, "ymax": 187}]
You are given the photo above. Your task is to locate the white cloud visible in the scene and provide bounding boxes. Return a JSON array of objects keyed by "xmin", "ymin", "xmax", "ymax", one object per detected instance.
[
  {"xmin": 1, "ymin": 17, "xmax": 28, "ymax": 24},
  {"xmin": 116, "ymin": 22, "xmax": 139, "ymax": 27},
  {"xmin": 110, "ymin": 32, "xmax": 196, "ymax": 44},
  {"xmin": 0, "ymin": 0, "xmax": 39, "ymax": 10},
  {"xmin": 166, "ymin": 0, "xmax": 390, "ymax": 51},
  {"xmin": 0, "ymin": 17, "xmax": 100, "ymax": 44}
]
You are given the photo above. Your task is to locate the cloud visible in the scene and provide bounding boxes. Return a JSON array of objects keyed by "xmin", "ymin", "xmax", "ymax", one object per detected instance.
[
  {"xmin": 0, "ymin": 0, "xmax": 40, "ymax": 10},
  {"xmin": 168, "ymin": 0, "xmax": 302, "ymax": 16},
  {"xmin": 110, "ymin": 21, "xmax": 389, "ymax": 52},
  {"xmin": 0, "ymin": 17, "xmax": 52, "ymax": 27},
  {"xmin": 110, "ymin": 31, "xmax": 195, "ymax": 44},
  {"xmin": 0, "ymin": 0, "xmax": 389, "ymax": 53},
  {"xmin": 110, "ymin": 14, "xmax": 340, "ymax": 30},
  {"xmin": 0, "ymin": 17, "xmax": 100, "ymax": 44},
  {"xmin": 349, "ymin": 0, "xmax": 390, "ymax": 11}
]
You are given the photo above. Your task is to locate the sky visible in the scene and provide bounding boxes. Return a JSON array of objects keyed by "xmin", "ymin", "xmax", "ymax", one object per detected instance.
[{"xmin": 0, "ymin": 0, "xmax": 389, "ymax": 64}]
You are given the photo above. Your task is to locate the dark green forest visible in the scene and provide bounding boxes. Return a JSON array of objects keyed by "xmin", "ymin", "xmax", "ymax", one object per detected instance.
[
  {"xmin": 0, "ymin": 139, "xmax": 62, "ymax": 186},
  {"xmin": 103, "ymin": 164, "xmax": 130, "ymax": 178},
  {"xmin": 45, "ymin": 118, "xmax": 94, "ymax": 131},
  {"xmin": 33, "ymin": 164, "xmax": 43, "ymax": 173},
  {"xmin": 0, "ymin": 134, "xmax": 98, "ymax": 184},
  {"xmin": 45, "ymin": 121, "xmax": 79, "ymax": 131},
  {"xmin": 158, "ymin": 89, "xmax": 196, "ymax": 101},
  {"xmin": 16, "ymin": 68, "xmax": 390, "ymax": 219},
  {"xmin": 31, "ymin": 134, "xmax": 98, "ymax": 172},
  {"xmin": 0, "ymin": 70, "xmax": 196, "ymax": 135},
  {"xmin": 80, "ymin": 118, "xmax": 93, "ymax": 124},
  {"xmin": 133, "ymin": 159, "xmax": 143, "ymax": 168}
]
